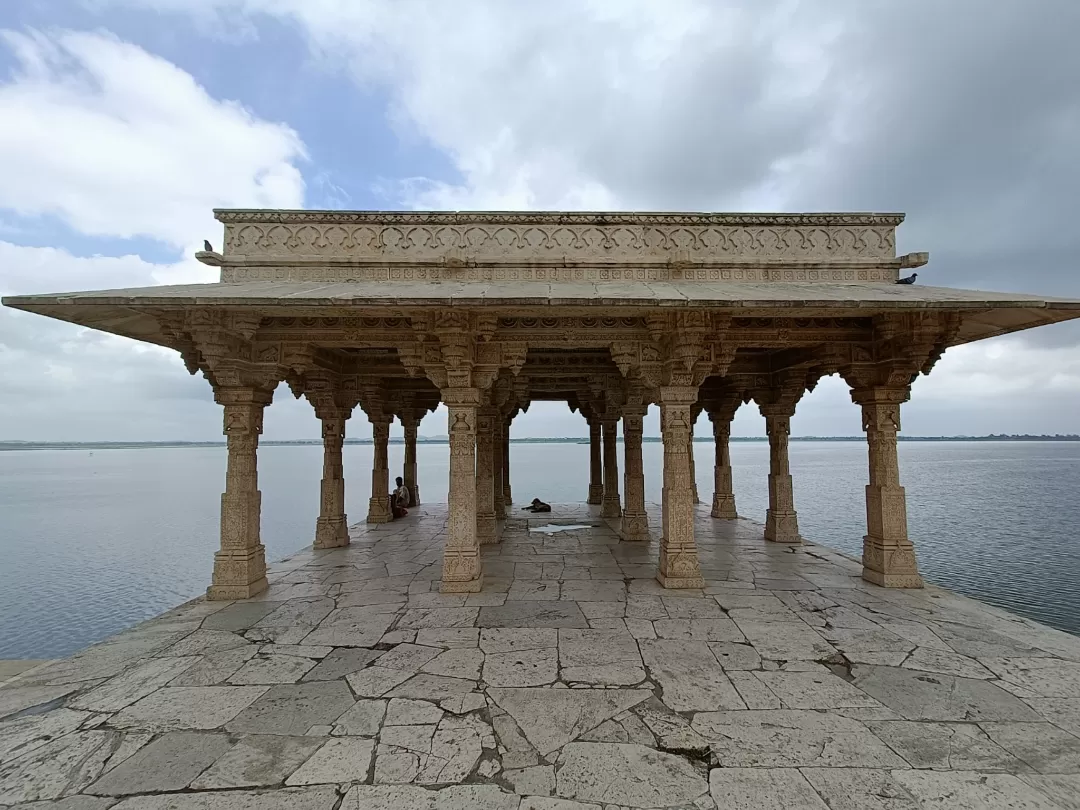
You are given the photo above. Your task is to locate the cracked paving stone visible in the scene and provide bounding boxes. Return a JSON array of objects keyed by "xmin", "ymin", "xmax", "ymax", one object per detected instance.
[
  {"xmin": 487, "ymin": 688, "xmax": 651, "ymax": 756},
  {"xmin": 111, "ymin": 686, "xmax": 268, "ymax": 731},
  {"xmin": 632, "ymin": 698, "xmax": 710, "ymax": 755},
  {"xmin": 421, "ymin": 648, "xmax": 484, "ymax": 680},
  {"xmin": 373, "ymin": 644, "xmax": 443, "ymax": 672},
  {"xmin": 852, "ymin": 664, "xmax": 1044, "ymax": 721},
  {"xmin": 691, "ymin": 710, "xmax": 908, "ymax": 768},
  {"xmin": 385, "ymin": 698, "xmax": 445, "ymax": 726},
  {"xmin": 638, "ymin": 639, "xmax": 744, "ymax": 711},
  {"xmin": 302, "ymin": 648, "xmax": 384, "ymax": 681},
  {"xmin": 752, "ymin": 671, "xmax": 885, "ymax": 710},
  {"xmin": 477, "ymin": 602, "xmax": 588, "ymax": 629},
  {"xmin": 387, "ymin": 674, "xmax": 477, "ymax": 701},
  {"xmin": 0, "ymin": 707, "xmax": 92, "ymax": 763},
  {"xmin": 980, "ymin": 721, "xmax": 1080, "ymax": 774},
  {"xmin": 397, "ymin": 609, "xmax": 480, "ymax": 629},
  {"xmin": 347, "ymin": 666, "xmax": 413, "ymax": 698},
  {"xmin": 558, "ymin": 630, "xmax": 644, "ymax": 686},
  {"xmin": 159, "ymin": 630, "xmax": 252, "ymax": 657},
  {"xmin": 68, "ymin": 658, "xmax": 198, "ymax": 713},
  {"xmin": 480, "ymin": 629, "xmax": 558, "ymax": 654},
  {"xmin": 0, "ymin": 730, "xmax": 117, "ymax": 804},
  {"xmin": 554, "ymin": 742, "xmax": 707, "ymax": 807},
  {"xmin": 202, "ymin": 601, "xmax": 284, "ymax": 631},
  {"xmin": 504, "ymin": 765, "xmax": 555, "ymax": 795},
  {"xmin": 706, "ymin": 642, "xmax": 761, "ymax": 671},
  {"xmin": 982, "ymin": 657, "xmax": 1080, "ymax": 697},
  {"xmin": 799, "ymin": 768, "xmax": 920, "ymax": 810},
  {"xmin": 190, "ymin": 734, "xmax": 324, "ymax": 789},
  {"xmin": 285, "ymin": 737, "xmax": 375, "ymax": 785},
  {"xmin": 226, "ymin": 680, "xmax": 356, "ymax": 734},
  {"xmin": 333, "ymin": 698, "xmax": 387, "ymax": 736},
  {"xmin": 0, "ymin": 797, "xmax": 118, "ymax": 810},
  {"xmin": 891, "ymin": 770, "xmax": 1064, "ymax": 809},
  {"xmin": 652, "ymin": 618, "xmax": 745, "ymax": 643},
  {"xmin": 85, "ymin": 732, "xmax": 232, "ymax": 795},
  {"xmin": 900, "ymin": 647, "xmax": 995, "ymax": 680},
  {"xmin": 415, "ymin": 628, "xmax": 480, "ymax": 648},
  {"xmin": 0, "ymin": 684, "xmax": 80, "ymax": 721},
  {"xmin": 709, "ymin": 767, "xmax": 828, "ymax": 810},
  {"xmin": 167, "ymin": 647, "xmax": 259, "ymax": 687}
]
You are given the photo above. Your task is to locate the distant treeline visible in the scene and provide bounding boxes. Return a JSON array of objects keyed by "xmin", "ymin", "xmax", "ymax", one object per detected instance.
[{"xmin": 3, "ymin": 434, "xmax": 1080, "ymax": 451}]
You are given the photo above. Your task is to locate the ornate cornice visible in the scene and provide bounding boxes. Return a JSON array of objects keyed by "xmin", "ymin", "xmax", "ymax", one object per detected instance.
[{"xmin": 214, "ymin": 209, "xmax": 904, "ymax": 275}]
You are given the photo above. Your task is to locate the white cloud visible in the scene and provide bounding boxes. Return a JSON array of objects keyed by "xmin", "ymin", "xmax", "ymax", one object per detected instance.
[{"xmin": 0, "ymin": 29, "xmax": 306, "ymax": 254}]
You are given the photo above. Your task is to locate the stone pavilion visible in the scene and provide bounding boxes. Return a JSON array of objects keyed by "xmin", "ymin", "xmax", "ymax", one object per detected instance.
[{"xmin": 5, "ymin": 210, "xmax": 1078, "ymax": 599}]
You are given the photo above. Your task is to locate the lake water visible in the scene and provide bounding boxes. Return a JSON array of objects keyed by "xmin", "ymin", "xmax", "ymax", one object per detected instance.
[{"xmin": 2, "ymin": 441, "xmax": 1079, "ymax": 658}]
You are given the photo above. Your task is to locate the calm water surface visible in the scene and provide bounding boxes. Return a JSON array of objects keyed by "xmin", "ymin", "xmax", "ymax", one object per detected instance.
[{"xmin": 2, "ymin": 441, "xmax": 1079, "ymax": 658}]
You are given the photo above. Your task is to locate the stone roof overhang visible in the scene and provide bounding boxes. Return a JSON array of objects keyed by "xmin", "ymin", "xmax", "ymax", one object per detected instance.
[{"xmin": 4, "ymin": 280, "xmax": 1079, "ymax": 350}]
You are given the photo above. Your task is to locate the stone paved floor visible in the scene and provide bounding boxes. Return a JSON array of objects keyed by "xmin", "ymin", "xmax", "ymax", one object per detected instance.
[{"xmin": 4, "ymin": 504, "xmax": 1080, "ymax": 809}]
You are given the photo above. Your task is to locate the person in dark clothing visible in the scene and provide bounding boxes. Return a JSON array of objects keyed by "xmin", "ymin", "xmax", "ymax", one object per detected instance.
[{"xmin": 522, "ymin": 498, "xmax": 551, "ymax": 513}]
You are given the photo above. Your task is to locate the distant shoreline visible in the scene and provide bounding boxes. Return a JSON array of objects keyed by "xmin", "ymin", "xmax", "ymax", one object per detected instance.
[{"xmin": 3, "ymin": 435, "xmax": 1079, "ymax": 451}]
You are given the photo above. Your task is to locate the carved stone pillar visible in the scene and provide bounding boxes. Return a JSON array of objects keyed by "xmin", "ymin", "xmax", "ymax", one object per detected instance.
[
  {"xmin": 476, "ymin": 406, "xmax": 498, "ymax": 545},
  {"xmin": 502, "ymin": 418, "xmax": 513, "ymax": 505},
  {"xmin": 708, "ymin": 410, "xmax": 738, "ymax": 519},
  {"xmin": 688, "ymin": 423, "xmax": 700, "ymax": 504},
  {"xmin": 620, "ymin": 408, "xmax": 649, "ymax": 541},
  {"xmin": 760, "ymin": 403, "xmax": 800, "ymax": 543},
  {"xmin": 366, "ymin": 415, "xmax": 393, "ymax": 524},
  {"xmin": 587, "ymin": 419, "xmax": 604, "ymax": 505},
  {"xmin": 493, "ymin": 421, "xmax": 506, "ymax": 520},
  {"xmin": 854, "ymin": 386, "xmax": 923, "ymax": 587},
  {"xmin": 314, "ymin": 411, "xmax": 349, "ymax": 549},
  {"xmin": 600, "ymin": 418, "xmax": 622, "ymax": 518},
  {"xmin": 208, "ymin": 386, "xmax": 273, "ymax": 600},
  {"xmin": 657, "ymin": 386, "xmax": 704, "ymax": 588},
  {"xmin": 442, "ymin": 388, "xmax": 483, "ymax": 592},
  {"xmin": 402, "ymin": 415, "xmax": 420, "ymax": 507}
]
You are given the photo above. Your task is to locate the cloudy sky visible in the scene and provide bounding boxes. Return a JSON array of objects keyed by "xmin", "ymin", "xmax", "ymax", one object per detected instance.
[{"xmin": 1, "ymin": 0, "xmax": 1079, "ymax": 442}]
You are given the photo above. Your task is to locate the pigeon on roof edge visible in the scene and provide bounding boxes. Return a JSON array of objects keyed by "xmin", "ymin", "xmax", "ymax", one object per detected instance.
[{"xmin": 897, "ymin": 273, "xmax": 918, "ymax": 285}]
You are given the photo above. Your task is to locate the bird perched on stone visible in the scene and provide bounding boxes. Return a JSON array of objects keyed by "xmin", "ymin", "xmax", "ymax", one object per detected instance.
[
  {"xmin": 897, "ymin": 273, "xmax": 918, "ymax": 285},
  {"xmin": 203, "ymin": 240, "xmax": 213, "ymax": 252}
]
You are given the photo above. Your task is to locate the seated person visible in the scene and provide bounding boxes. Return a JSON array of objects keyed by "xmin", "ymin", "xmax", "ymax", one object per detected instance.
[
  {"xmin": 522, "ymin": 498, "xmax": 552, "ymax": 513},
  {"xmin": 392, "ymin": 476, "xmax": 410, "ymax": 519}
]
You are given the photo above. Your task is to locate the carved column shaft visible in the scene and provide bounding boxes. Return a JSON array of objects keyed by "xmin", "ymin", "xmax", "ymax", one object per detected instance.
[
  {"xmin": 502, "ymin": 418, "xmax": 513, "ymax": 504},
  {"xmin": 367, "ymin": 416, "xmax": 393, "ymax": 524},
  {"xmin": 442, "ymin": 389, "xmax": 483, "ymax": 592},
  {"xmin": 620, "ymin": 409, "xmax": 649, "ymax": 541},
  {"xmin": 600, "ymin": 418, "xmax": 622, "ymax": 518},
  {"xmin": 476, "ymin": 406, "xmax": 497, "ymax": 545},
  {"xmin": 314, "ymin": 411, "xmax": 350, "ymax": 548},
  {"xmin": 657, "ymin": 386, "xmax": 705, "ymax": 588},
  {"xmin": 493, "ymin": 420, "xmax": 506, "ymax": 520},
  {"xmin": 709, "ymin": 411, "xmax": 738, "ymax": 519},
  {"xmin": 402, "ymin": 416, "xmax": 420, "ymax": 507},
  {"xmin": 688, "ymin": 423, "xmax": 700, "ymax": 504},
  {"xmin": 587, "ymin": 419, "xmax": 604, "ymax": 505},
  {"xmin": 855, "ymin": 386, "xmax": 922, "ymax": 588},
  {"xmin": 761, "ymin": 405, "xmax": 800, "ymax": 543},
  {"xmin": 208, "ymin": 386, "xmax": 273, "ymax": 600}
]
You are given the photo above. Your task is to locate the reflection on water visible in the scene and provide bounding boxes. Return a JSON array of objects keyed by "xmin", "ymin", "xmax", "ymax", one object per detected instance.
[{"xmin": 2, "ymin": 441, "xmax": 1079, "ymax": 658}]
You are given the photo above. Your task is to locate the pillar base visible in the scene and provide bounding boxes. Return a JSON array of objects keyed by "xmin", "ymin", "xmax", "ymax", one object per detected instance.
[
  {"xmin": 862, "ymin": 537, "xmax": 923, "ymax": 588},
  {"xmin": 710, "ymin": 494, "xmax": 737, "ymax": 519},
  {"xmin": 440, "ymin": 573, "xmax": 483, "ymax": 593},
  {"xmin": 692, "ymin": 486, "xmax": 701, "ymax": 505},
  {"xmin": 407, "ymin": 485, "xmax": 420, "ymax": 507},
  {"xmin": 620, "ymin": 514, "xmax": 650, "ymax": 542},
  {"xmin": 764, "ymin": 510, "xmax": 800, "ymax": 543},
  {"xmin": 587, "ymin": 484, "xmax": 604, "ymax": 505},
  {"xmin": 656, "ymin": 570, "xmax": 705, "ymax": 589},
  {"xmin": 367, "ymin": 496, "xmax": 392, "ymax": 524},
  {"xmin": 601, "ymin": 499, "xmax": 622, "ymax": 519},
  {"xmin": 207, "ymin": 547, "xmax": 268, "ymax": 601},
  {"xmin": 477, "ymin": 515, "xmax": 499, "ymax": 545},
  {"xmin": 314, "ymin": 515, "xmax": 349, "ymax": 549}
]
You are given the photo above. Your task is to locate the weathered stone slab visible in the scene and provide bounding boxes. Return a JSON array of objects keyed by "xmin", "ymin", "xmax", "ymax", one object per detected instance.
[
  {"xmin": 737, "ymin": 620, "xmax": 837, "ymax": 660},
  {"xmin": 85, "ymin": 732, "xmax": 232, "ymax": 795},
  {"xmin": 477, "ymin": 602, "xmax": 588, "ymax": 629},
  {"xmin": 341, "ymin": 784, "xmax": 518, "ymax": 809},
  {"xmin": 0, "ymin": 684, "xmax": 79, "ymax": 721},
  {"xmin": 558, "ymin": 630, "xmax": 644, "ymax": 685},
  {"xmin": 753, "ymin": 671, "xmax": 883, "ymax": 709},
  {"xmin": 286, "ymin": 738, "xmax": 374, "ymax": 785},
  {"xmin": 691, "ymin": 710, "xmax": 907, "ymax": 768},
  {"xmin": 983, "ymin": 657, "xmax": 1080, "ymax": 697},
  {"xmin": 374, "ymin": 644, "xmax": 442, "ymax": 672},
  {"xmin": 559, "ymin": 581, "xmax": 626, "ymax": 602},
  {"xmin": 981, "ymin": 722, "xmax": 1080, "ymax": 774},
  {"xmin": 226, "ymin": 681, "xmax": 356, "ymax": 734},
  {"xmin": 109, "ymin": 785, "xmax": 338, "ymax": 810},
  {"xmin": 901, "ymin": 646, "xmax": 995, "ymax": 679},
  {"xmin": 159, "ymin": 630, "xmax": 251, "ymax": 657},
  {"xmin": 487, "ymin": 688, "xmax": 650, "ymax": 755},
  {"xmin": 891, "ymin": 770, "xmax": 1063, "ymax": 808},
  {"xmin": 387, "ymin": 674, "xmax": 477, "ymax": 702},
  {"xmin": 421, "ymin": 648, "xmax": 484, "ymax": 680},
  {"xmin": 202, "ymin": 601, "xmax": 284, "ymax": 631},
  {"xmin": 415, "ymin": 628, "xmax": 480, "ymax": 648},
  {"xmin": 638, "ymin": 639, "xmax": 744, "ymax": 711},
  {"xmin": 397, "ymin": 609, "xmax": 479, "ymax": 629},
  {"xmin": 168, "ymin": 647, "xmax": 258, "ymax": 686},
  {"xmin": 386, "ymin": 698, "xmax": 445, "ymax": 726},
  {"xmin": 111, "ymin": 686, "xmax": 268, "ymax": 731},
  {"xmin": 333, "ymin": 698, "xmax": 387, "ymax": 736},
  {"xmin": 67, "ymin": 657, "xmax": 197, "ymax": 713},
  {"xmin": 0, "ymin": 707, "xmax": 91, "ymax": 763},
  {"xmin": 632, "ymin": 698, "xmax": 710, "ymax": 755},
  {"xmin": 800, "ymin": 768, "xmax": 920, "ymax": 810},
  {"xmin": 480, "ymin": 629, "xmax": 558, "ymax": 654},
  {"xmin": 866, "ymin": 720, "xmax": 1027, "ymax": 770},
  {"xmin": 346, "ymin": 667, "xmax": 413, "ymax": 698},
  {"xmin": 484, "ymin": 648, "xmax": 558, "ymax": 687},
  {"xmin": 228, "ymin": 654, "xmax": 317, "ymax": 684},
  {"xmin": 190, "ymin": 734, "xmax": 323, "ymax": 789},
  {"xmin": 652, "ymin": 618, "xmax": 744, "ymax": 642},
  {"xmin": 0, "ymin": 731, "xmax": 117, "ymax": 804},
  {"xmin": 300, "ymin": 614, "xmax": 395, "ymax": 647},
  {"xmin": 707, "ymin": 642, "xmax": 761, "ymax": 670},
  {"xmin": 852, "ymin": 665, "xmax": 1044, "ymax": 721},
  {"xmin": 555, "ymin": 742, "xmax": 707, "ymax": 807},
  {"xmin": 503, "ymin": 764, "xmax": 555, "ymax": 796},
  {"xmin": 303, "ymin": 648, "xmax": 384, "ymax": 681},
  {"xmin": 709, "ymin": 767, "xmax": 828, "ymax": 809}
]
